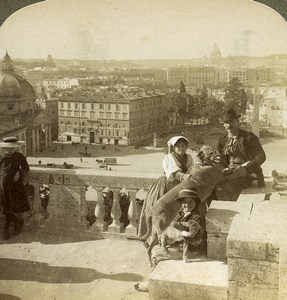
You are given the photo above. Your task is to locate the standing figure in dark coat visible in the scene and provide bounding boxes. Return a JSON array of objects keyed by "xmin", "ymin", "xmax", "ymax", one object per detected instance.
[
  {"xmin": 0, "ymin": 137, "xmax": 30, "ymax": 240},
  {"xmin": 215, "ymin": 109, "xmax": 266, "ymax": 201}
]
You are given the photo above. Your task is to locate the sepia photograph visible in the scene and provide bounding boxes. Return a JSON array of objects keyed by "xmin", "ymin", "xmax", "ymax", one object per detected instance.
[{"xmin": 0, "ymin": 0, "xmax": 287, "ymax": 299}]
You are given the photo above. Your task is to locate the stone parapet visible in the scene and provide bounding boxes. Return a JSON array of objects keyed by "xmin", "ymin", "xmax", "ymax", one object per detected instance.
[
  {"xmin": 149, "ymin": 260, "xmax": 228, "ymax": 300},
  {"xmin": 227, "ymin": 202, "xmax": 287, "ymax": 300},
  {"xmin": 25, "ymin": 168, "xmax": 156, "ymax": 236},
  {"xmin": 206, "ymin": 201, "xmax": 251, "ymax": 260}
]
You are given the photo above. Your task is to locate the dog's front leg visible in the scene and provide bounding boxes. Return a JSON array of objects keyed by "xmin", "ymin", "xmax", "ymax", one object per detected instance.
[
  {"xmin": 160, "ymin": 233, "xmax": 169, "ymax": 254},
  {"xmin": 147, "ymin": 229, "xmax": 158, "ymax": 267}
]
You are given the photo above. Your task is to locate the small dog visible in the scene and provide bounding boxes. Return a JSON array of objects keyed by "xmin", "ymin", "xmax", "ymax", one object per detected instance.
[{"xmin": 159, "ymin": 197, "xmax": 204, "ymax": 263}]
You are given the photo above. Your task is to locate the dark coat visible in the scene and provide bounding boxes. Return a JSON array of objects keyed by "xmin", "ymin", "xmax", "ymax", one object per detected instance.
[
  {"xmin": 216, "ymin": 129, "xmax": 266, "ymax": 186},
  {"xmin": 0, "ymin": 152, "xmax": 30, "ymax": 214},
  {"xmin": 214, "ymin": 129, "xmax": 266, "ymax": 201}
]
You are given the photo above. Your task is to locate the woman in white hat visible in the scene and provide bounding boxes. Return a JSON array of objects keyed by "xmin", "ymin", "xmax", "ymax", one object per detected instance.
[
  {"xmin": 0, "ymin": 137, "xmax": 30, "ymax": 240},
  {"xmin": 138, "ymin": 135, "xmax": 193, "ymax": 236}
]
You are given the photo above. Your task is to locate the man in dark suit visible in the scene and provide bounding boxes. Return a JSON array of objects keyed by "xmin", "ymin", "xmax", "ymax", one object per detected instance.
[{"xmin": 215, "ymin": 109, "xmax": 266, "ymax": 201}]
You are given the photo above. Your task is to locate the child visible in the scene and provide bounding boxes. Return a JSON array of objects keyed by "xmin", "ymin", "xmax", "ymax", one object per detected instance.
[{"xmin": 160, "ymin": 189, "xmax": 205, "ymax": 260}]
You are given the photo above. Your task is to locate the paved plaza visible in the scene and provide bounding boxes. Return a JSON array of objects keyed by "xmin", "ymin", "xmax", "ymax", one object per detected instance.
[{"xmin": 28, "ymin": 136, "xmax": 287, "ymax": 177}]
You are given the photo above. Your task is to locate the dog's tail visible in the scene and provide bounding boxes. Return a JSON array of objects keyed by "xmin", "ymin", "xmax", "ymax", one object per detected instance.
[{"xmin": 127, "ymin": 214, "xmax": 152, "ymax": 242}]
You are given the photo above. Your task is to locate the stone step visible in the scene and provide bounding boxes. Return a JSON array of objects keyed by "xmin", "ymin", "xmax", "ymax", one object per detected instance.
[{"xmin": 149, "ymin": 259, "xmax": 228, "ymax": 300}]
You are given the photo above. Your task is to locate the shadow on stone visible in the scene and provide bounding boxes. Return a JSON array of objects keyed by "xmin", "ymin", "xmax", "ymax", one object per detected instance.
[
  {"xmin": 0, "ymin": 295, "xmax": 21, "ymax": 300},
  {"xmin": 0, "ymin": 258, "xmax": 144, "ymax": 283},
  {"xmin": 0, "ymin": 230, "xmax": 105, "ymax": 245}
]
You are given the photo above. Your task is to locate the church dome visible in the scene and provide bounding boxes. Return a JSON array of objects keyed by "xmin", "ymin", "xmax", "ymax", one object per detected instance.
[
  {"xmin": 0, "ymin": 74, "xmax": 21, "ymax": 96},
  {"xmin": 210, "ymin": 43, "xmax": 222, "ymax": 59}
]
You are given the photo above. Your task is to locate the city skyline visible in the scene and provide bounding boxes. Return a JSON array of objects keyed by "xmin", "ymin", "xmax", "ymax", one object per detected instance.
[{"xmin": 0, "ymin": 0, "xmax": 287, "ymax": 61}]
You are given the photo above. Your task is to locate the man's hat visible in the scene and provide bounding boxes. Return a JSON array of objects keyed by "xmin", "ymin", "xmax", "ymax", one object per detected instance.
[
  {"xmin": 167, "ymin": 136, "xmax": 189, "ymax": 146},
  {"xmin": 222, "ymin": 109, "xmax": 241, "ymax": 122},
  {"xmin": 0, "ymin": 137, "xmax": 25, "ymax": 148},
  {"xmin": 175, "ymin": 189, "xmax": 201, "ymax": 206}
]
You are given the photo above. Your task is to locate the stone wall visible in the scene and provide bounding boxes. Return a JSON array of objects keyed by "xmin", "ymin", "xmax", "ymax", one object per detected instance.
[
  {"xmin": 26, "ymin": 168, "xmax": 156, "ymax": 236},
  {"xmin": 226, "ymin": 202, "xmax": 287, "ymax": 300}
]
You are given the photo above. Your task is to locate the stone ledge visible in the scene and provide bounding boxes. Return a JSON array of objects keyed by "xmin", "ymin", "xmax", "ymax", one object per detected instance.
[
  {"xmin": 228, "ymin": 257, "xmax": 279, "ymax": 284},
  {"xmin": 227, "ymin": 202, "xmax": 287, "ymax": 262},
  {"xmin": 206, "ymin": 201, "xmax": 251, "ymax": 260},
  {"xmin": 206, "ymin": 201, "xmax": 251, "ymax": 233},
  {"xmin": 149, "ymin": 259, "xmax": 228, "ymax": 300},
  {"xmin": 228, "ymin": 282, "xmax": 279, "ymax": 300}
]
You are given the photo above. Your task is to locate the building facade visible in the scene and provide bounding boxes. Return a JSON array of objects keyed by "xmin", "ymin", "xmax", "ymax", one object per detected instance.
[
  {"xmin": 167, "ymin": 66, "xmax": 223, "ymax": 87},
  {"xmin": 58, "ymin": 90, "xmax": 169, "ymax": 146},
  {"xmin": 0, "ymin": 52, "xmax": 52, "ymax": 155}
]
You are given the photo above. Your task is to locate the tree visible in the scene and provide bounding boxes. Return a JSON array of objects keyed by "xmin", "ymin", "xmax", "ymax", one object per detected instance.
[
  {"xmin": 224, "ymin": 78, "xmax": 248, "ymax": 114},
  {"xmin": 198, "ymin": 85, "xmax": 208, "ymax": 117},
  {"xmin": 173, "ymin": 93, "xmax": 189, "ymax": 122},
  {"xmin": 205, "ymin": 97, "xmax": 225, "ymax": 125},
  {"xmin": 179, "ymin": 81, "xmax": 186, "ymax": 94}
]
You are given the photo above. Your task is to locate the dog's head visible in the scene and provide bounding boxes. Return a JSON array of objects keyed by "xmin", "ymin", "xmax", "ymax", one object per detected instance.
[{"xmin": 196, "ymin": 145, "xmax": 222, "ymax": 167}]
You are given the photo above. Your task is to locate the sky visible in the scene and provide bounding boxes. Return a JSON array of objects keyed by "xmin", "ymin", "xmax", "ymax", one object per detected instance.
[{"xmin": 0, "ymin": 0, "xmax": 287, "ymax": 60}]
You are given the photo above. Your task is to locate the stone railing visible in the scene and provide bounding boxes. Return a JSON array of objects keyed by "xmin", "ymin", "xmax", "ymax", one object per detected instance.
[{"xmin": 25, "ymin": 168, "xmax": 157, "ymax": 237}]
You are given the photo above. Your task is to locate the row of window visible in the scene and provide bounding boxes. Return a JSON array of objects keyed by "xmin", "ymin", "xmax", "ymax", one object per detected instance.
[
  {"xmin": 59, "ymin": 110, "xmax": 129, "ymax": 119},
  {"xmin": 60, "ymin": 126, "xmax": 127, "ymax": 137},
  {"xmin": 60, "ymin": 120, "xmax": 127, "ymax": 128},
  {"xmin": 60, "ymin": 102, "xmax": 127, "ymax": 112}
]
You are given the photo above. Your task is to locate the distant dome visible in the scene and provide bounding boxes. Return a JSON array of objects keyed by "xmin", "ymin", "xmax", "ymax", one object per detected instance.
[
  {"xmin": 210, "ymin": 43, "xmax": 222, "ymax": 59},
  {"xmin": 0, "ymin": 74, "xmax": 21, "ymax": 96}
]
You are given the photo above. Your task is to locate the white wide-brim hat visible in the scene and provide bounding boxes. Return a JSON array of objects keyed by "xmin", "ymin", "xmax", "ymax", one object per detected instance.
[
  {"xmin": 167, "ymin": 135, "xmax": 189, "ymax": 146},
  {"xmin": 0, "ymin": 137, "xmax": 25, "ymax": 148}
]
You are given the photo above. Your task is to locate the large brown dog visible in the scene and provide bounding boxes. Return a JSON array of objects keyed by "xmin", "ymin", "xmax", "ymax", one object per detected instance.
[
  {"xmin": 130, "ymin": 146, "xmax": 226, "ymax": 266},
  {"xmin": 146, "ymin": 165, "xmax": 224, "ymax": 266}
]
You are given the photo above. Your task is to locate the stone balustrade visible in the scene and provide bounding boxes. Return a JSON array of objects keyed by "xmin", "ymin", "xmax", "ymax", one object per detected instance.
[
  {"xmin": 25, "ymin": 168, "xmax": 157, "ymax": 237},
  {"xmin": 15, "ymin": 168, "xmax": 287, "ymax": 299}
]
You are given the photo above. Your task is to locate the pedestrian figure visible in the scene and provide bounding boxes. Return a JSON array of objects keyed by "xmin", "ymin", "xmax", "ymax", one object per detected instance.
[
  {"xmin": 80, "ymin": 158, "xmax": 83, "ymax": 163},
  {"xmin": 0, "ymin": 137, "xmax": 30, "ymax": 240}
]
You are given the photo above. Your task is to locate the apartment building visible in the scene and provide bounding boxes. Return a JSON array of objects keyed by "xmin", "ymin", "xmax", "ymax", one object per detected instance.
[
  {"xmin": 43, "ymin": 78, "xmax": 79, "ymax": 90},
  {"xmin": 167, "ymin": 66, "xmax": 222, "ymax": 87},
  {"xmin": 58, "ymin": 90, "xmax": 169, "ymax": 146}
]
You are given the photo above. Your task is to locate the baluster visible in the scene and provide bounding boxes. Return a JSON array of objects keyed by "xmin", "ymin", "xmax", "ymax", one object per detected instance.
[
  {"xmin": 85, "ymin": 185, "xmax": 98, "ymax": 226},
  {"xmin": 135, "ymin": 188, "xmax": 148, "ymax": 220},
  {"xmin": 125, "ymin": 190, "xmax": 138, "ymax": 235},
  {"xmin": 93, "ymin": 189, "xmax": 108, "ymax": 232},
  {"xmin": 29, "ymin": 182, "xmax": 47, "ymax": 226},
  {"xmin": 119, "ymin": 187, "xmax": 130, "ymax": 228},
  {"xmin": 108, "ymin": 189, "xmax": 124, "ymax": 233},
  {"xmin": 80, "ymin": 186, "xmax": 89, "ymax": 228}
]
